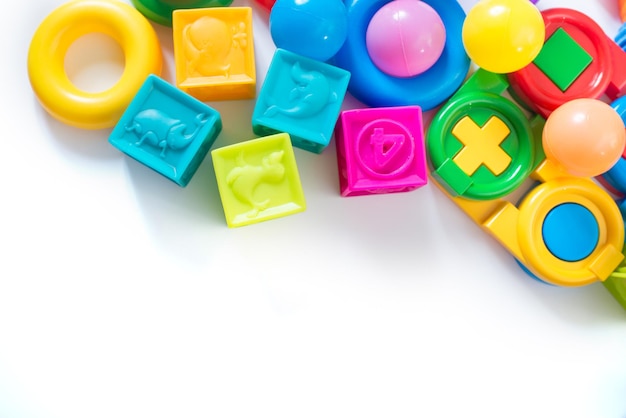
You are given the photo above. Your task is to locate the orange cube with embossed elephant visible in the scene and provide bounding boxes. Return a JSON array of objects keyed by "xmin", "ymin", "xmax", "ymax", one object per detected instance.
[{"xmin": 173, "ymin": 7, "xmax": 256, "ymax": 101}]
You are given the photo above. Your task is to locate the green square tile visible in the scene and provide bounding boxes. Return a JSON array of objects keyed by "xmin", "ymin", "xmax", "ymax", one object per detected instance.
[
  {"xmin": 533, "ymin": 28, "xmax": 593, "ymax": 92},
  {"xmin": 212, "ymin": 133, "xmax": 306, "ymax": 227}
]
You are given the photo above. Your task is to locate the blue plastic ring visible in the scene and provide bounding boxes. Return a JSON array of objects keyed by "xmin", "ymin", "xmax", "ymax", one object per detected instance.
[{"xmin": 332, "ymin": 0, "xmax": 470, "ymax": 110}]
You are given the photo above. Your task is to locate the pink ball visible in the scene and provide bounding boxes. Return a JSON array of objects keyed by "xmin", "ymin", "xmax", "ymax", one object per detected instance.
[{"xmin": 366, "ymin": 0, "xmax": 446, "ymax": 78}]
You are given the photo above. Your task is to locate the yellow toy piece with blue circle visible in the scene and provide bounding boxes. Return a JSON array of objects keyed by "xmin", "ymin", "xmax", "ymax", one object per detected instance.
[{"xmin": 427, "ymin": 69, "xmax": 625, "ymax": 288}]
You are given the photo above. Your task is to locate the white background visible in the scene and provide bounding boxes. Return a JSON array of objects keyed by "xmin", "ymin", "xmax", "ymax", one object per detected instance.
[{"xmin": 2, "ymin": 0, "xmax": 626, "ymax": 417}]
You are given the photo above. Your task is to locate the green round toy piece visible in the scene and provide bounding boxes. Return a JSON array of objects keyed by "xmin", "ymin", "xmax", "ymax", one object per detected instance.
[
  {"xmin": 131, "ymin": 0, "xmax": 234, "ymax": 26},
  {"xmin": 427, "ymin": 91, "xmax": 535, "ymax": 200}
]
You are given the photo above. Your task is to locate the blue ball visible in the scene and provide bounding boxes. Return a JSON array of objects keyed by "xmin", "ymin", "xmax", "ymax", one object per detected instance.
[{"xmin": 269, "ymin": 0, "xmax": 348, "ymax": 62}]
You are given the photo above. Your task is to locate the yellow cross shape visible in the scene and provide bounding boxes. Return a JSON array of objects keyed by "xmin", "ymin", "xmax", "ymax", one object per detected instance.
[{"xmin": 451, "ymin": 115, "xmax": 512, "ymax": 176}]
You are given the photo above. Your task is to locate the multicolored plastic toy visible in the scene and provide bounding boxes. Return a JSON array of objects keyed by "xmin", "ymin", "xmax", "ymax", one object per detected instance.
[
  {"xmin": 427, "ymin": 69, "xmax": 625, "ymax": 288},
  {"xmin": 211, "ymin": 133, "xmax": 306, "ymax": 227},
  {"xmin": 25, "ymin": 0, "xmax": 626, "ymax": 310},
  {"xmin": 109, "ymin": 74, "xmax": 222, "ymax": 187},
  {"xmin": 28, "ymin": 0, "xmax": 162, "ymax": 129},
  {"xmin": 462, "ymin": 0, "xmax": 545, "ymax": 74},
  {"xmin": 172, "ymin": 7, "xmax": 256, "ymax": 101},
  {"xmin": 427, "ymin": 69, "xmax": 538, "ymax": 200},
  {"xmin": 130, "ymin": 0, "xmax": 233, "ymax": 26},
  {"xmin": 508, "ymin": 8, "xmax": 626, "ymax": 117},
  {"xmin": 365, "ymin": 0, "xmax": 446, "ymax": 78},
  {"xmin": 335, "ymin": 106, "xmax": 428, "ymax": 196},
  {"xmin": 252, "ymin": 49, "xmax": 350, "ymax": 154},
  {"xmin": 332, "ymin": 0, "xmax": 470, "ymax": 110}
]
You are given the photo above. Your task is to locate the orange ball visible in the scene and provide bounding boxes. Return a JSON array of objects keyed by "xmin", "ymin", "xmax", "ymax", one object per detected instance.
[{"xmin": 542, "ymin": 98, "xmax": 626, "ymax": 177}]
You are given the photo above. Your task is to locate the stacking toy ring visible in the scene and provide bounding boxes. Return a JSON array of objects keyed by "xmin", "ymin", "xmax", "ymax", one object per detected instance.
[
  {"xmin": 333, "ymin": 0, "xmax": 469, "ymax": 110},
  {"xmin": 28, "ymin": 0, "xmax": 162, "ymax": 129},
  {"xmin": 518, "ymin": 177, "xmax": 624, "ymax": 287}
]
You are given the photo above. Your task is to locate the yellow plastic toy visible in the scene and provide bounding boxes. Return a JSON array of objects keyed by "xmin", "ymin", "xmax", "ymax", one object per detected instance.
[
  {"xmin": 435, "ymin": 158, "xmax": 625, "ymax": 287},
  {"xmin": 462, "ymin": 0, "xmax": 545, "ymax": 74},
  {"xmin": 28, "ymin": 0, "xmax": 162, "ymax": 129}
]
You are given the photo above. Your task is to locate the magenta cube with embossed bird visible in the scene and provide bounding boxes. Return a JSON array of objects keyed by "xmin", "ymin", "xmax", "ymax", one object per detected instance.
[
  {"xmin": 335, "ymin": 106, "xmax": 428, "ymax": 196},
  {"xmin": 252, "ymin": 48, "xmax": 350, "ymax": 154}
]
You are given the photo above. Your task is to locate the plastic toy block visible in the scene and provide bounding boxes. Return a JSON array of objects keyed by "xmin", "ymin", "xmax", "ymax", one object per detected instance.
[
  {"xmin": 335, "ymin": 106, "xmax": 427, "ymax": 196},
  {"xmin": 173, "ymin": 7, "xmax": 256, "ymax": 102},
  {"xmin": 427, "ymin": 69, "xmax": 536, "ymax": 200},
  {"xmin": 533, "ymin": 28, "xmax": 592, "ymax": 92},
  {"xmin": 211, "ymin": 133, "xmax": 306, "ymax": 227},
  {"xmin": 508, "ymin": 8, "xmax": 626, "ymax": 117},
  {"xmin": 252, "ymin": 49, "xmax": 350, "ymax": 154},
  {"xmin": 109, "ymin": 74, "xmax": 222, "ymax": 187}
]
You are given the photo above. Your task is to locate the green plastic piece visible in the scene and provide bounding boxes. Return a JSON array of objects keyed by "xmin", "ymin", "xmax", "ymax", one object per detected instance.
[
  {"xmin": 427, "ymin": 69, "xmax": 535, "ymax": 200},
  {"xmin": 131, "ymin": 0, "xmax": 234, "ymax": 27},
  {"xmin": 533, "ymin": 28, "xmax": 593, "ymax": 92},
  {"xmin": 211, "ymin": 133, "xmax": 306, "ymax": 228},
  {"xmin": 432, "ymin": 158, "xmax": 473, "ymax": 196}
]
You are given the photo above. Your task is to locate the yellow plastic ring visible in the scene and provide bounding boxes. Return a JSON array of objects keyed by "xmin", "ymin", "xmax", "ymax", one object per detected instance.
[
  {"xmin": 28, "ymin": 0, "xmax": 162, "ymax": 129},
  {"xmin": 517, "ymin": 178, "xmax": 624, "ymax": 287}
]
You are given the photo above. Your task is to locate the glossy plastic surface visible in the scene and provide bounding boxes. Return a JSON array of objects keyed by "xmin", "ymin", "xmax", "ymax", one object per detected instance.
[
  {"xmin": 533, "ymin": 28, "xmax": 593, "ymax": 91},
  {"xmin": 365, "ymin": 0, "xmax": 445, "ymax": 77},
  {"xmin": 335, "ymin": 106, "xmax": 427, "ymax": 196},
  {"xmin": 173, "ymin": 7, "xmax": 256, "ymax": 101},
  {"xmin": 462, "ymin": 0, "xmax": 544, "ymax": 74},
  {"xmin": 516, "ymin": 174, "xmax": 624, "ymax": 286},
  {"xmin": 601, "ymin": 95, "xmax": 626, "ymax": 194},
  {"xmin": 254, "ymin": 0, "xmax": 276, "ymax": 11},
  {"xmin": 211, "ymin": 133, "xmax": 306, "ymax": 227},
  {"xmin": 431, "ymin": 160, "xmax": 625, "ymax": 287},
  {"xmin": 542, "ymin": 203, "xmax": 600, "ymax": 262},
  {"xmin": 130, "ymin": 0, "xmax": 233, "ymax": 26},
  {"xmin": 269, "ymin": 0, "xmax": 348, "ymax": 62},
  {"xmin": 508, "ymin": 8, "xmax": 626, "ymax": 117},
  {"xmin": 109, "ymin": 75, "xmax": 222, "ymax": 187},
  {"xmin": 252, "ymin": 49, "xmax": 350, "ymax": 154},
  {"xmin": 427, "ymin": 69, "xmax": 536, "ymax": 200},
  {"xmin": 332, "ymin": 0, "xmax": 470, "ymax": 110},
  {"xmin": 542, "ymin": 98, "xmax": 625, "ymax": 178},
  {"xmin": 28, "ymin": 0, "xmax": 162, "ymax": 129}
]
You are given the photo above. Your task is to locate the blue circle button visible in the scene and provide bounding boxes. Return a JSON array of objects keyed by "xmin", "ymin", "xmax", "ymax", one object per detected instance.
[{"xmin": 542, "ymin": 203, "xmax": 600, "ymax": 262}]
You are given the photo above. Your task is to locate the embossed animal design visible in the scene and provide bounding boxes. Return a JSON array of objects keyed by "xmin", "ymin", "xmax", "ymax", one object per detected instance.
[
  {"xmin": 125, "ymin": 109, "xmax": 209, "ymax": 158},
  {"xmin": 184, "ymin": 17, "xmax": 247, "ymax": 78},
  {"xmin": 264, "ymin": 61, "xmax": 337, "ymax": 118},
  {"xmin": 226, "ymin": 150, "xmax": 286, "ymax": 218}
]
